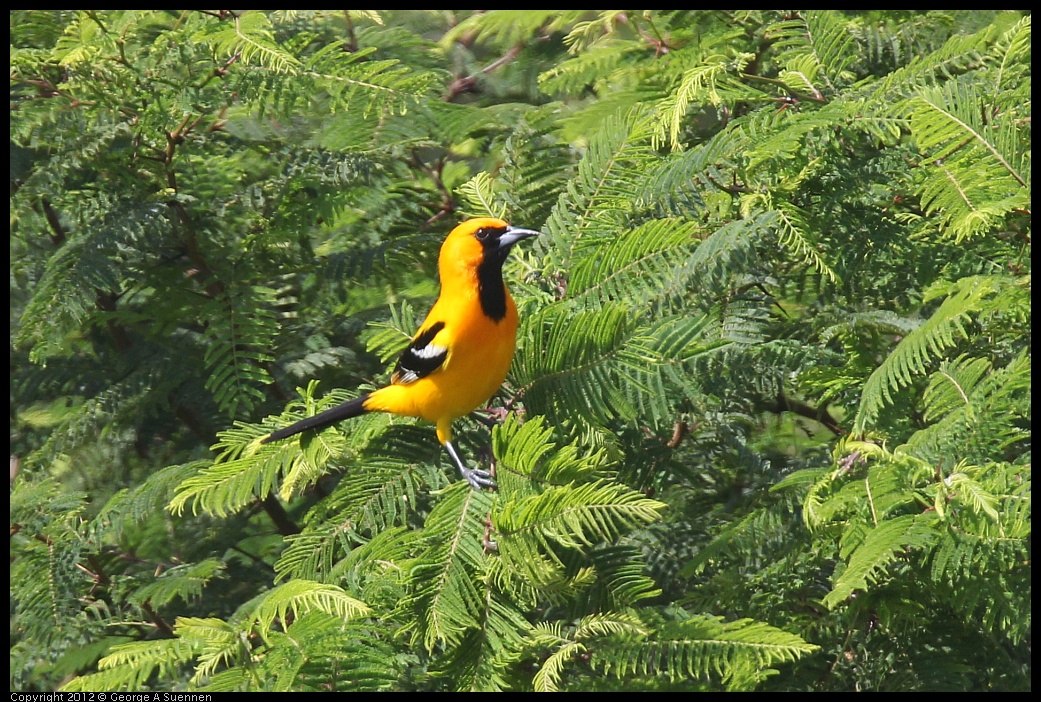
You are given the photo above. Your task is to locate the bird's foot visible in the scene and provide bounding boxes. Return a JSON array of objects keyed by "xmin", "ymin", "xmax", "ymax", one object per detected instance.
[
  {"xmin": 445, "ymin": 440, "xmax": 496, "ymax": 490},
  {"xmin": 459, "ymin": 465, "xmax": 496, "ymax": 491}
]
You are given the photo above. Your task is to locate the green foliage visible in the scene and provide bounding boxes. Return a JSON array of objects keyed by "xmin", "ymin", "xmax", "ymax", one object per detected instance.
[
  {"xmin": 905, "ymin": 80, "xmax": 1029, "ymax": 242},
  {"xmin": 11, "ymin": 10, "xmax": 1029, "ymax": 692},
  {"xmin": 851, "ymin": 274, "xmax": 1019, "ymax": 433},
  {"xmin": 592, "ymin": 613, "xmax": 820, "ymax": 691}
]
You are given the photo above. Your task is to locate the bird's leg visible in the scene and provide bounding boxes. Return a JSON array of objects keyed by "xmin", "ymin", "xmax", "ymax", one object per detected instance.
[{"xmin": 444, "ymin": 440, "xmax": 496, "ymax": 490}]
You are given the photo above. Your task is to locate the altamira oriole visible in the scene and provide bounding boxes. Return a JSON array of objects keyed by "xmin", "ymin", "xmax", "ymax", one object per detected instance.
[{"xmin": 262, "ymin": 217, "xmax": 540, "ymax": 490}]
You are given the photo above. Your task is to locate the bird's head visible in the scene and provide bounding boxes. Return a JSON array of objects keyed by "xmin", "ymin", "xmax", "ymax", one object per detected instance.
[{"xmin": 439, "ymin": 217, "xmax": 540, "ymax": 272}]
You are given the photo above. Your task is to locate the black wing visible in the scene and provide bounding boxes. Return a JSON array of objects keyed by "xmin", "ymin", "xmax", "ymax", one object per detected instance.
[{"xmin": 391, "ymin": 321, "xmax": 448, "ymax": 385}]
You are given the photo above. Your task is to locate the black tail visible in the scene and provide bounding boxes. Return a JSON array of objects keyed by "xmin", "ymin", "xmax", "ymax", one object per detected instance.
[{"xmin": 261, "ymin": 393, "xmax": 370, "ymax": 444}]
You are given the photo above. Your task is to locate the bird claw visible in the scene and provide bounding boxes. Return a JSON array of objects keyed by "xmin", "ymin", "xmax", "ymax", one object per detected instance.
[
  {"xmin": 444, "ymin": 440, "xmax": 496, "ymax": 490},
  {"xmin": 460, "ymin": 466, "xmax": 496, "ymax": 491}
]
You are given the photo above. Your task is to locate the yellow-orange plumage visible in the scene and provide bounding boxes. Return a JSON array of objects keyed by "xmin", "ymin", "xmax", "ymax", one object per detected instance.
[{"xmin": 262, "ymin": 217, "xmax": 539, "ymax": 489}]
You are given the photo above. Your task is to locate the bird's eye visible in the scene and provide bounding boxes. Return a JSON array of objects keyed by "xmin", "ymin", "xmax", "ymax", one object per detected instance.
[{"xmin": 475, "ymin": 227, "xmax": 490, "ymax": 241}]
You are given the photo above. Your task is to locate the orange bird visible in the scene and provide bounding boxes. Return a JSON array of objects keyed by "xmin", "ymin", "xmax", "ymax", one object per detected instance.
[{"xmin": 262, "ymin": 217, "xmax": 539, "ymax": 489}]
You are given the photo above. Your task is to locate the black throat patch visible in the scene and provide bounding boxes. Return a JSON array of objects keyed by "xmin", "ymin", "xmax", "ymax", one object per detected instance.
[{"xmin": 476, "ymin": 243, "xmax": 509, "ymax": 322}]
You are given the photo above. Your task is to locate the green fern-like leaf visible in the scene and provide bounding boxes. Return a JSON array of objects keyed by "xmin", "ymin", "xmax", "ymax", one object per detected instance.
[
  {"xmin": 905, "ymin": 80, "xmax": 1029, "ymax": 242},
  {"xmin": 171, "ymin": 383, "xmax": 362, "ymax": 517},
  {"xmin": 194, "ymin": 11, "xmax": 301, "ymax": 72},
  {"xmin": 824, "ymin": 513, "xmax": 939, "ymax": 608},
  {"xmin": 175, "ymin": 617, "xmax": 245, "ymax": 683},
  {"xmin": 567, "ymin": 218, "xmax": 703, "ymax": 307},
  {"xmin": 653, "ymin": 52, "xmax": 764, "ymax": 150},
  {"xmin": 255, "ymin": 613, "xmax": 403, "ymax": 692},
  {"xmin": 539, "ymin": 42, "xmax": 637, "ymax": 97},
  {"xmin": 489, "ymin": 421, "xmax": 664, "ymax": 602},
  {"xmin": 61, "ymin": 638, "xmax": 202, "ymax": 692},
  {"xmin": 274, "ymin": 464, "xmax": 422, "ymax": 582},
  {"xmin": 170, "ymin": 444, "xmax": 287, "ymax": 518},
  {"xmin": 593, "ymin": 614, "xmax": 818, "ymax": 690},
  {"xmin": 991, "ymin": 15, "xmax": 1031, "ymax": 94},
  {"xmin": 363, "ymin": 300, "xmax": 422, "ymax": 365},
  {"xmin": 852, "ymin": 275, "xmax": 1002, "ymax": 433},
  {"xmin": 773, "ymin": 202, "xmax": 839, "ymax": 283},
  {"xmin": 542, "ymin": 107, "xmax": 657, "ymax": 273},
  {"xmin": 496, "ymin": 480, "xmax": 664, "ymax": 550},
  {"xmin": 441, "ymin": 10, "xmax": 585, "ymax": 48},
  {"xmin": 436, "ymin": 592, "xmax": 534, "ymax": 692},
  {"xmin": 90, "ymin": 462, "xmax": 204, "ymax": 538},
  {"xmin": 578, "ymin": 544, "xmax": 664, "ymax": 610},
  {"xmin": 514, "ymin": 303, "xmax": 636, "ymax": 425},
  {"xmin": 767, "ymin": 10, "xmax": 859, "ymax": 93},
  {"xmin": 296, "ymin": 41, "xmax": 441, "ymax": 117},
  {"xmin": 241, "ymin": 579, "xmax": 370, "ymax": 642},
  {"xmin": 530, "ymin": 612, "xmax": 647, "ymax": 692},
  {"xmin": 515, "ymin": 302, "xmax": 724, "ymax": 431},
  {"xmin": 398, "ymin": 483, "xmax": 495, "ymax": 651},
  {"xmin": 921, "ymin": 354, "xmax": 991, "ymax": 422},
  {"xmin": 17, "ymin": 201, "xmax": 171, "ymax": 363},
  {"xmin": 202, "ymin": 282, "xmax": 279, "ymax": 417},
  {"xmin": 128, "ymin": 560, "xmax": 226, "ymax": 610},
  {"xmin": 861, "ymin": 16, "xmax": 997, "ymax": 102},
  {"xmin": 497, "ymin": 112, "xmax": 577, "ymax": 225},
  {"xmin": 925, "ymin": 464, "xmax": 1031, "ymax": 645},
  {"xmin": 905, "ymin": 350, "xmax": 1029, "ymax": 463}
]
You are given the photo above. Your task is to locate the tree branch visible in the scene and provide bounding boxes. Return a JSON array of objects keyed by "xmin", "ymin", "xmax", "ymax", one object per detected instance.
[{"xmin": 765, "ymin": 392, "xmax": 843, "ymax": 435}]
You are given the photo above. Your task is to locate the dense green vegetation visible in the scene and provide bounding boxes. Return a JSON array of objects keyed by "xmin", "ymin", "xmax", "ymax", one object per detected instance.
[{"xmin": 10, "ymin": 10, "xmax": 1030, "ymax": 691}]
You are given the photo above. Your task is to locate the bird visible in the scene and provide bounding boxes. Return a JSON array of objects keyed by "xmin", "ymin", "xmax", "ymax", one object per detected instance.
[{"xmin": 261, "ymin": 217, "xmax": 540, "ymax": 490}]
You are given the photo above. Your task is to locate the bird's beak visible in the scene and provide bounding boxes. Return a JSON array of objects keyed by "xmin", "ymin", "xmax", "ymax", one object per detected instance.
[{"xmin": 499, "ymin": 226, "xmax": 541, "ymax": 249}]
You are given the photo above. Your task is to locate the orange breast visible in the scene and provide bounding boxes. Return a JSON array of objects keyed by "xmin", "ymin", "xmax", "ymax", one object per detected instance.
[{"xmin": 365, "ymin": 289, "xmax": 518, "ymax": 426}]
